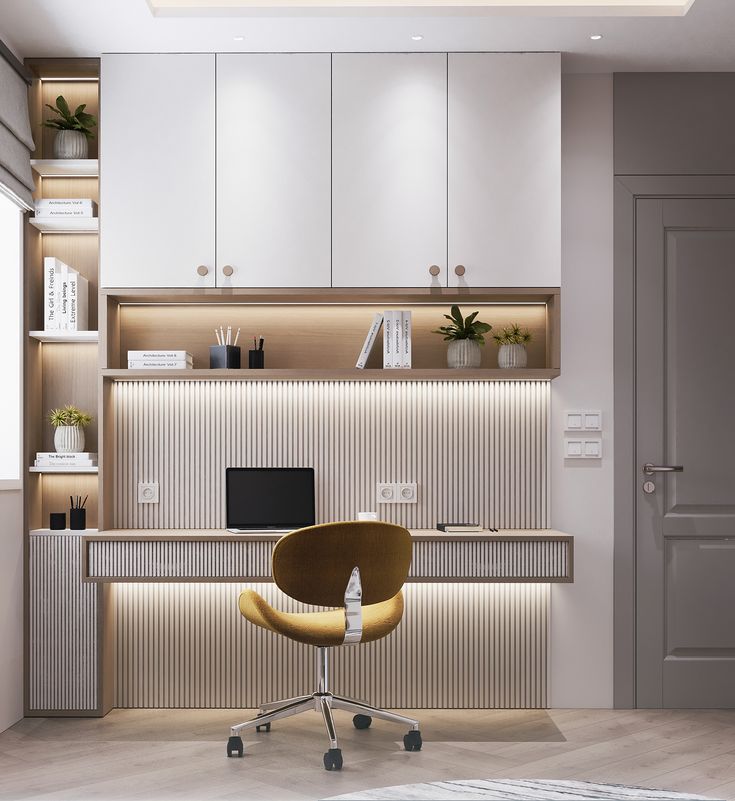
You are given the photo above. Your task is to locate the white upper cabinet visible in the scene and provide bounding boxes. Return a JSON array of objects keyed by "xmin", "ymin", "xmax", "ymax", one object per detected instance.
[
  {"xmin": 100, "ymin": 54, "xmax": 216, "ymax": 288},
  {"xmin": 331, "ymin": 54, "xmax": 448, "ymax": 288},
  {"xmin": 448, "ymin": 53, "xmax": 561, "ymax": 288},
  {"xmin": 216, "ymin": 54, "xmax": 331, "ymax": 288}
]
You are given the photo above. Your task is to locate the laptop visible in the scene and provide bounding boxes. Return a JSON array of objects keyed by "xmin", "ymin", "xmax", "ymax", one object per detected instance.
[{"xmin": 225, "ymin": 467, "xmax": 315, "ymax": 534}]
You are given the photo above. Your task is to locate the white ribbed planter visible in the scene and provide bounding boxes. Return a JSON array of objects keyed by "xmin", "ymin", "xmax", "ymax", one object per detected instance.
[
  {"xmin": 54, "ymin": 425, "xmax": 85, "ymax": 453},
  {"xmin": 498, "ymin": 343, "xmax": 528, "ymax": 369},
  {"xmin": 53, "ymin": 130, "xmax": 88, "ymax": 159},
  {"xmin": 447, "ymin": 339, "xmax": 481, "ymax": 369}
]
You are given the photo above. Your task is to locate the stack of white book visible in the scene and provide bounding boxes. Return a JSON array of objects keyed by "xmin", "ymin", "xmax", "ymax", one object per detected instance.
[
  {"xmin": 43, "ymin": 257, "xmax": 88, "ymax": 331},
  {"xmin": 355, "ymin": 311, "xmax": 412, "ymax": 369},
  {"xmin": 34, "ymin": 198, "xmax": 97, "ymax": 219},
  {"xmin": 127, "ymin": 350, "xmax": 193, "ymax": 370},
  {"xmin": 34, "ymin": 452, "xmax": 97, "ymax": 468}
]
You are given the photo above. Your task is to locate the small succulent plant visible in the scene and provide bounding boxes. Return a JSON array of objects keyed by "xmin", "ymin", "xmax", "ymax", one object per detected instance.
[
  {"xmin": 48, "ymin": 404, "xmax": 93, "ymax": 428},
  {"xmin": 492, "ymin": 324, "xmax": 533, "ymax": 346}
]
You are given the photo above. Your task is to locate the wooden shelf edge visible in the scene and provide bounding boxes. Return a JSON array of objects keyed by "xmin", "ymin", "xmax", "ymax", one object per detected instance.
[
  {"xmin": 29, "ymin": 217, "xmax": 98, "ymax": 234},
  {"xmin": 29, "ymin": 330, "xmax": 99, "ymax": 343},
  {"xmin": 29, "ymin": 466, "xmax": 99, "ymax": 474},
  {"xmin": 102, "ymin": 286, "xmax": 560, "ymax": 305},
  {"xmin": 101, "ymin": 368, "xmax": 560, "ymax": 382},
  {"xmin": 30, "ymin": 159, "xmax": 99, "ymax": 178}
]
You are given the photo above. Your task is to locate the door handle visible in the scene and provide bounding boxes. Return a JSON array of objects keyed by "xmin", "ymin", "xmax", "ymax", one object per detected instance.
[{"xmin": 643, "ymin": 463, "xmax": 684, "ymax": 476}]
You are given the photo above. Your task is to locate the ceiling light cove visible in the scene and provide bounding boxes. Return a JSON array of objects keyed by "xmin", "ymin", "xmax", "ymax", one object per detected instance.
[
  {"xmin": 147, "ymin": 0, "xmax": 696, "ymax": 17},
  {"xmin": 590, "ymin": 33, "xmax": 603, "ymax": 39}
]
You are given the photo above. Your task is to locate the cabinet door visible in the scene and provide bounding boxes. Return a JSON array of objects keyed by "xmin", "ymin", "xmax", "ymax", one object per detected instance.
[
  {"xmin": 216, "ymin": 54, "xmax": 331, "ymax": 288},
  {"xmin": 448, "ymin": 53, "xmax": 560, "ymax": 288},
  {"xmin": 100, "ymin": 54, "xmax": 215, "ymax": 288},
  {"xmin": 332, "ymin": 54, "xmax": 447, "ymax": 288}
]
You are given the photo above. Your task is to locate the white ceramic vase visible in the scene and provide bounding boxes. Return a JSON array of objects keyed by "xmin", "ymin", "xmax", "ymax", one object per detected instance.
[
  {"xmin": 53, "ymin": 130, "xmax": 88, "ymax": 159},
  {"xmin": 54, "ymin": 425, "xmax": 85, "ymax": 453},
  {"xmin": 447, "ymin": 339, "xmax": 481, "ymax": 369},
  {"xmin": 497, "ymin": 343, "xmax": 528, "ymax": 369}
]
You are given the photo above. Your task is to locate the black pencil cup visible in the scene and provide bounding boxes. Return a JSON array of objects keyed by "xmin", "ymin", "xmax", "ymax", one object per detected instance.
[
  {"xmin": 49, "ymin": 512, "xmax": 66, "ymax": 530},
  {"xmin": 210, "ymin": 345, "xmax": 241, "ymax": 369},
  {"xmin": 248, "ymin": 349, "xmax": 265, "ymax": 369},
  {"xmin": 70, "ymin": 508, "xmax": 86, "ymax": 531}
]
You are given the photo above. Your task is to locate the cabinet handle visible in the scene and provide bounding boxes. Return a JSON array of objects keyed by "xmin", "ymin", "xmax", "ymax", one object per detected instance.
[
  {"xmin": 222, "ymin": 265, "xmax": 234, "ymax": 277},
  {"xmin": 196, "ymin": 265, "xmax": 209, "ymax": 277},
  {"xmin": 454, "ymin": 264, "xmax": 466, "ymax": 276},
  {"xmin": 429, "ymin": 265, "xmax": 441, "ymax": 277}
]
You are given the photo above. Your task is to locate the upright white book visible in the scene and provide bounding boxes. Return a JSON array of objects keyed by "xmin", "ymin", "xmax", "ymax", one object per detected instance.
[
  {"xmin": 383, "ymin": 311, "xmax": 398, "ymax": 368},
  {"xmin": 393, "ymin": 310, "xmax": 403, "ymax": 369},
  {"xmin": 355, "ymin": 313, "xmax": 384, "ymax": 369},
  {"xmin": 400, "ymin": 311, "xmax": 412, "ymax": 369},
  {"xmin": 43, "ymin": 257, "xmax": 68, "ymax": 330},
  {"xmin": 127, "ymin": 350, "xmax": 193, "ymax": 361},
  {"xmin": 66, "ymin": 269, "xmax": 89, "ymax": 331}
]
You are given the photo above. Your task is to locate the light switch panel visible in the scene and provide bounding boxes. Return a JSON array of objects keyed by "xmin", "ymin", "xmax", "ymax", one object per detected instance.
[
  {"xmin": 583, "ymin": 411, "xmax": 602, "ymax": 431},
  {"xmin": 584, "ymin": 439, "xmax": 602, "ymax": 458},
  {"xmin": 565, "ymin": 439, "xmax": 584, "ymax": 458},
  {"xmin": 566, "ymin": 410, "xmax": 603, "ymax": 431},
  {"xmin": 565, "ymin": 412, "xmax": 584, "ymax": 430}
]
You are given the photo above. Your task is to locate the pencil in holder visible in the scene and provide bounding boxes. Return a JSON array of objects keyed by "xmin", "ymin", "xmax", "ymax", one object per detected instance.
[
  {"xmin": 249, "ymin": 349, "xmax": 265, "ymax": 369},
  {"xmin": 70, "ymin": 508, "xmax": 86, "ymax": 531},
  {"xmin": 210, "ymin": 345, "xmax": 241, "ymax": 369}
]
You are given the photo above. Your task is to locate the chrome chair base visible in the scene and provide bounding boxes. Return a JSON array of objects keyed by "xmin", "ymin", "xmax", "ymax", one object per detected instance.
[{"xmin": 227, "ymin": 647, "xmax": 422, "ymax": 769}]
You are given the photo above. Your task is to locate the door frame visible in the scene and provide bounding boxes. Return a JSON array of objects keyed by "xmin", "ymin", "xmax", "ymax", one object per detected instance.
[{"xmin": 613, "ymin": 175, "xmax": 735, "ymax": 708}]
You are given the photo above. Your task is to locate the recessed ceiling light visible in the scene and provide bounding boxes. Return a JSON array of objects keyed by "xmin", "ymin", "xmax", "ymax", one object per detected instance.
[
  {"xmin": 233, "ymin": 35, "xmax": 245, "ymax": 41},
  {"xmin": 411, "ymin": 34, "xmax": 424, "ymax": 41},
  {"xmin": 590, "ymin": 34, "xmax": 603, "ymax": 41}
]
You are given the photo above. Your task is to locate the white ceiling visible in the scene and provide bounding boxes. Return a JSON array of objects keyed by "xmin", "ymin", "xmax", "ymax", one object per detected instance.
[{"xmin": 2, "ymin": 0, "xmax": 735, "ymax": 72}]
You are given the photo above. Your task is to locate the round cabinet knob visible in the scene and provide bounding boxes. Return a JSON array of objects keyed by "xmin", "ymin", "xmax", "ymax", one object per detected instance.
[
  {"xmin": 429, "ymin": 265, "xmax": 441, "ymax": 276},
  {"xmin": 222, "ymin": 265, "xmax": 234, "ymax": 277},
  {"xmin": 196, "ymin": 265, "xmax": 209, "ymax": 277},
  {"xmin": 454, "ymin": 264, "xmax": 466, "ymax": 276}
]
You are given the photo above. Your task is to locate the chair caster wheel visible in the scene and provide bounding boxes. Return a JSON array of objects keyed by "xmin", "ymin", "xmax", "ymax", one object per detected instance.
[
  {"xmin": 323, "ymin": 748, "xmax": 343, "ymax": 771},
  {"xmin": 403, "ymin": 730, "xmax": 422, "ymax": 752},
  {"xmin": 353, "ymin": 714, "xmax": 372, "ymax": 729},
  {"xmin": 226, "ymin": 735, "xmax": 244, "ymax": 757},
  {"xmin": 255, "ymin": 714, "xmax": 271, "ymax": 733}
]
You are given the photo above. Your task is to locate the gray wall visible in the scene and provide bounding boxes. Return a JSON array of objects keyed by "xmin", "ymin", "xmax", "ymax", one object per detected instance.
[
  {"xmin": 614, "ymin": 73, "xmax": 735, "ymax": 175},
  {"xmin": 551, "ymin": 74, "xmax": 615, "ymax": 707}
]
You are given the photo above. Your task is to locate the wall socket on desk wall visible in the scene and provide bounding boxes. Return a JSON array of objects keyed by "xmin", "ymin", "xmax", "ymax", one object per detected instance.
[
  {"xmin": 138, "ymin": 482, "xmax": 159, "ymax": 503},
  {"xmin": 376, "ymin": 483, "xmax": 417, "ymax": 504}
]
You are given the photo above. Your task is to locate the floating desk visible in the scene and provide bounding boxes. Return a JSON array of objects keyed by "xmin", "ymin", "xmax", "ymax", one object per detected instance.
[
  {"xmin": 81, "ymin": 529, "xmax": 574, "ymax": 583},
  {"xmin": 29, "ymin": 528, "xmax": 573, "ymax": 716}
]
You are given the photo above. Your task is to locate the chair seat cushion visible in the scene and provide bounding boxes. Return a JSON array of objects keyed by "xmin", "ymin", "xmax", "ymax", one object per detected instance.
[{"xmin": 238, "ymin": 589, "xmax": 404, "ymax": 647}]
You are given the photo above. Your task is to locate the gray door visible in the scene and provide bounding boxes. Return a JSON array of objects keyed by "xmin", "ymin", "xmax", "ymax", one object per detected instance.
[{"xmin": 636, "ymin": 198, "xmax": 735, "ymax": 708}]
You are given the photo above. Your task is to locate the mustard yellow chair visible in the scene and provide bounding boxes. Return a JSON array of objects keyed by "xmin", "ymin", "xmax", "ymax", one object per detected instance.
[{"xmin": 226, "ymin": 521, "xmax": 422, "ymax": 771}]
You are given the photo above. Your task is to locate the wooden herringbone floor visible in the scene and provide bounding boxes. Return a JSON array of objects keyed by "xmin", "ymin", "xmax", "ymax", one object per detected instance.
[{"xmin": 1, "ymin": 708, "xmax": 734, "ymax": 801}]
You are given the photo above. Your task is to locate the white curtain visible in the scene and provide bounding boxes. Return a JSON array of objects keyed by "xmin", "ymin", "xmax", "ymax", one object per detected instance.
[{"xmin": 0, "ymin": 54, "xmax": 34, "ymax": 210}]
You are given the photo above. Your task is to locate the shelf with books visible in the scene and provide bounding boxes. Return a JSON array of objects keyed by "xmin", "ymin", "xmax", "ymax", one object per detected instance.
[
  {"xmin": 30, "ymin": 159, "xmax": 99, "ymax": 178},
  {"xmin": 29, "ymin": 330, "xmax": 99, "ymax": 343},
  {"xmin": 102, "ymin": 368, "xmax": 560, "ymax": 382},
  {"xmin": 29, "ymin": 466, "xmax": 99, "ymax": 474},
  {"xmin": 29, "ymin": 217, "xmax": 98, "ymax": 234}
]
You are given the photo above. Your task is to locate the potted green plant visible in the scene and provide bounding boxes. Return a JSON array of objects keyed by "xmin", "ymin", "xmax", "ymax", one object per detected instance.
[
  {"xmin": 48, "ymin": 405, "xmax": 93, "ymax": 453},
  {"xmin": 493, "ymin": 324, "xmax": 533, "ymax": 369},
  {"xmin": 41, "ymin": 96, "xmax": 97, "ymax": 159},
  {"xmin": 433, "ymin": 305, "xmax": 492, "ymax": 369}
]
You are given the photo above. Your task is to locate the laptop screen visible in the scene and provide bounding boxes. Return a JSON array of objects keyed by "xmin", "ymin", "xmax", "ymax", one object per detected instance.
[{"xmin": 226, "ymin": 467, "xmax": 315, "ymax": 530}]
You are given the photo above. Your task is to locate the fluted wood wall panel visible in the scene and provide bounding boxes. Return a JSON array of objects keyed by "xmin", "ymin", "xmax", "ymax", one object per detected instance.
[
  {"xmin": 113, "ymin": 381, "xmax": 549, "ymax": 530},
  {"xmin": 29, "ymin": 533, "xmax": 98, "ymax": 711},
  {"xmin": 114, "ymin": 582, "xmax": 548, "ymax": 709}
]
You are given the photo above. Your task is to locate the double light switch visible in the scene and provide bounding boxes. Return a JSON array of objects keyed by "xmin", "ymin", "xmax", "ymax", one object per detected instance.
[{"xmin": 564, "ymin": 410, "xmax": 602, "ymax": 460}]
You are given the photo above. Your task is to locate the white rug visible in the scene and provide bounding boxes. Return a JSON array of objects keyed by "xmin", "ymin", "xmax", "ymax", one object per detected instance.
[{"xmin": 323, "ymin": 779, "xmax": 718, "ymax": 801}]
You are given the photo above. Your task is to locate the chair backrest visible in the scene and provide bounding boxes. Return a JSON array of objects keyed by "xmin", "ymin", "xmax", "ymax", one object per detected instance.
[{"xmin": 272, "ymin": 521, "xmax": 412, "ymax": 607}]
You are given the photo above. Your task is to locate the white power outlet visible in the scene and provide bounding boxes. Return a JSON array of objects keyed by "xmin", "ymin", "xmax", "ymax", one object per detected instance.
[
  {"xmin": 376, "ymin": 482, "xmax": 418, "ymax": 504},
  {"xmin": 138, "ymin": 482, "xmax": 159, "ymax": 503}
]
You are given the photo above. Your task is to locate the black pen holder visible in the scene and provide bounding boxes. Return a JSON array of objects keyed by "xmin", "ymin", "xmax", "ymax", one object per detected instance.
[
  {"xmin": 70, "ymin": 508, "xmax": 86, "ymax": 531},
  {"xmin": 49, "ymin": 512, "xmax": 66, "ymax": 530},
  {"xmin": 210, "ymin": 345, "xmax": 241, "ymax": 369},
  {"xmin": 249, "ymin": 349, "xmax": 265, "ymax": 369}
]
